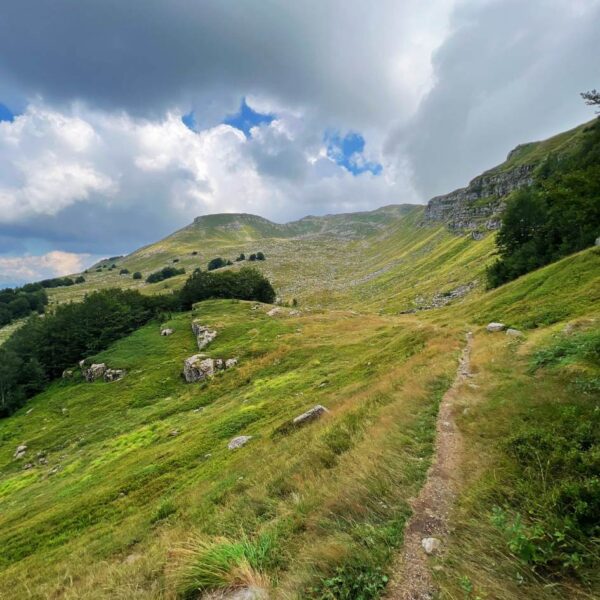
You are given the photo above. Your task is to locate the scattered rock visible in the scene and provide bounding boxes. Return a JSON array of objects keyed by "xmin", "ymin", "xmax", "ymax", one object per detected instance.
[
  {"xmin": 471, "ymin": 231, "xmax": 484, "ymax": 241},
  {"xmin": 595, "ymin": 236, "xmax": 600, "ymax": 246},
  {"xmin": 486, "ymin": 322, "xmax": 506, "ymax": 332},
  {"xmin": 62, "ymin": 369, "xmax": 74, "ymax": 379},
  {"xmin": 267, "ymin": 307, "xmax": 283, "ymax": 317},
  {"xmin": 293, "ymin": 405, "xmax": 329, "ymax": 426},
  {"xmin": 14, "ymin": 444, "xmax": 27, "ymax": 459},
  {"xmin": 192, "ymin": 321, "xmax": 217, "ymax": 350},
  {"xmin": 192, "ymin": 407, "xmax": 204, "ymax": 413},
  {"xmin": 83, "ymin": 363, "xmax": 107, "ymax": 382},
  {"xmin": 228, "ymin": 435, "xmax": 252, "ymax": 450},
  {"xmin": 49, "ymin": 465, "xmax": 60, "ymax": 475},
  {"xmin": 289, "ymin": 309, "xmax": 300, "ymax": 316},
  {"xmin": 205, "ymin": 587, "xmax": 268, "ymax": 600},
  {"xmin": 421, "ymin": 537, "xmax": 441, "ymax": 555},
  {"xmin": 61, "ymin": 407, "xmax": 68, "ymax": 415},
  {"xmin": 169, "ymin": 429, "xmax": 180, "ymax": 437},
  {"xmin": 104, "ymin": 368, "xmax": 126, "ymax": 382},
  {"xmin": 23, "ymin": 463, "xmax": 34, "ymax": 470},
  {"xmin": 183, "ymin": 354, "xmax": 237, "ymax": 383},
  {"xmin": 506, "ymin": 328, "xmax": 523, "ymax": 337},
  {"xmin": 160, "ymin": 328, "xmax": 174, "ymax": 336}
]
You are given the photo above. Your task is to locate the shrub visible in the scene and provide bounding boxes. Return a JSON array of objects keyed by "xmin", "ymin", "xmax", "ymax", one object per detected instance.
[
  {"xmin": 119, "ymin": 269, "xmax": 130, "ymax": 275},
  {"xmin": 132, "ymin": 272, "xmax": 142, "ymax": 280},
  {"xmin": 75, "ymin": 276, "xmax": 86, "ymax": 283},
  {"xmin": 256, "ymin": 252, "xmax": 265, "ymax": 261},
  {"xmin": 146, "ymin": 266, "xmax": 185, "ymax": 284},
  {"xmin": 248, "ymin": 253, "xmax": 257, "ymax": 261},
  {"xmin": 179, "ymin": 267, "xmax": 276, "ymax": 309},
  {"xmin": 207, "ymin": 257, "xmax": 227, "ymax": 271},
  {"xmin": 235, "ymin": 253, "xmax": 245, "ymax": 262}
]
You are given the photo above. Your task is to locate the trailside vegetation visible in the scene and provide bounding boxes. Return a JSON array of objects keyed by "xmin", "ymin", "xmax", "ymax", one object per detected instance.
[{"xmin": 487, "ymin": 117, "xmax": 600, "ymax": 288}]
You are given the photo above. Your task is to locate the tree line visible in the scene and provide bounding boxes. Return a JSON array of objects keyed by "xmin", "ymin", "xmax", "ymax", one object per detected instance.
[{"xmin": 0, "ymin": 267, "xmax": 275, "ymax": 417}]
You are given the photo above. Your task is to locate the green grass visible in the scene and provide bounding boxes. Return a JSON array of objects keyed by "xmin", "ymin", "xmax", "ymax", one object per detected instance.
[{"xmin": 0, "ymin": 300, "xmax": 460, "ymax": 598}]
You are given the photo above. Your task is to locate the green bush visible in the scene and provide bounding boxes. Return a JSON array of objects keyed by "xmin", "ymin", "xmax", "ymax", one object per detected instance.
[
  {"xmin": 310, "ymin": 564, "xmax": 389, "ymax": 600},
  {"xmin": 207, "ymin": 257, "xmax": 226, "ymax": 271},
  {"xmin": 132, "ymin": 271, "xmax": 142, "ymax": 280},
  {"xmin": 146, "ymin": 266, "xmax": 185, "ymax": 284}
]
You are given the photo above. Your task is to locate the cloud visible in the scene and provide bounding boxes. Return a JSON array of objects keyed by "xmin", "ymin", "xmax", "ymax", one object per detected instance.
[
  {"xmin": 0, "ymin": 251, "xmax": 91, "ymax": 287},
  {"xmin": 0, "ymin": 0, "xmax": 454, "ymax": 130}
]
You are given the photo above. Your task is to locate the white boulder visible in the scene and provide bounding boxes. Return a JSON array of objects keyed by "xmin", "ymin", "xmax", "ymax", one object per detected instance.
[{"xmin": 486, "ymin": 322, "xmax": 506, "ymax": 332}]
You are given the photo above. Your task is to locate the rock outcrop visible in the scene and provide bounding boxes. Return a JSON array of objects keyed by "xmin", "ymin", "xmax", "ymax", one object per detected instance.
[
  {"xmin": 79, "ymin": 361, "xmax": 125, "ymax": 382},
  {"xmin": 192, "ymin": 321, "xmax": 217, "ymax": 350},
  {"xmin": 486, "ymin": 322, "xmax": 506, "ymax": 332},
  {"xmin": 425, "ymin": 163, "xmax": 535, "ymax": 231},
  {"xmin": 183, "ymin": 354, "xmax": 237, "ymax": 383},
  {"xmin": 160, "ymin": 328, "xmax": 174, "ymax": 336}
]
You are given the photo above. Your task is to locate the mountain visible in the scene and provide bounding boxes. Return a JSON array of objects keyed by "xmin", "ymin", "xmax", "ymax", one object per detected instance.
[{"xmin": 0, "ymin": 119, "xmax": 598, "ymax": 599}]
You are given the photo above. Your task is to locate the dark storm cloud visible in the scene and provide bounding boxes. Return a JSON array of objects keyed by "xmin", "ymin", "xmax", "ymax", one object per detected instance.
[{"xmin": 0, "ymin": 0, "xmax": 428, "ymax": 129}]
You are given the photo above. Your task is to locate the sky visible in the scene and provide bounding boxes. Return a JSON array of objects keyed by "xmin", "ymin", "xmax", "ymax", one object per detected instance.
[{"xmin": 0, "ymin": 0, "xmax": 598, "ymax": 286}]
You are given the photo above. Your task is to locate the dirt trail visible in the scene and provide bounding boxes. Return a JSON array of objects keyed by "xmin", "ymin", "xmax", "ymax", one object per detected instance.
[{"xmin": 385, "ymin": 332, "xmax": 473, "ymax": 600}]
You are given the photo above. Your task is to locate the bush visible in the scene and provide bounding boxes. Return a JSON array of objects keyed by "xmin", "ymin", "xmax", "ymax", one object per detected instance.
[
  {"xmin": 179, "ymin": 267, "xmax": 276, "ymax": 309},
  {"xmin": 248, "ymin": 253, "xmax": 257, "ymax": 261},
  {"xmin": 146, "ymin": 266, "xmax": 185, "ymax": 284},
  {"xmin": 207, "ymin": 257, "xmax": 227, "ymax": 271},
  {"xmin": 235, "ymin": 253, "xmax": 245, "ymax": 262},
  {"xmin": 119, "ymin": 269, "xmax": 130, "ymax": 275},
  {"xmin": 256, "ymin": 252, "xmax": 265, "ymax": 261},
  {"xmin": 39, "ymin": 276, "xmax": 75, "ymax": 288},
  {"xmin": 132, "ymin": 272, "xmax": 142, "ymax": 280},
  {"xmin": 75, "ymin": 275, "xmax": 86, "ymax": 284}
]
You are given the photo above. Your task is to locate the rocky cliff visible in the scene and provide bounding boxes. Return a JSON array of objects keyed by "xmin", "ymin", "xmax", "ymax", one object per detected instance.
[{"xmin": 425, "ymin": 162, "xmax": 535, "ymax": 232}]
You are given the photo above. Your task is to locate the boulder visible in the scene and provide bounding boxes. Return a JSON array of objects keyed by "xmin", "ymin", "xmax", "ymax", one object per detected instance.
[
  {"xmin": 84, "ymin": 363, "xmax": 107, "ymax": 382},
  {"xmin": 160, "ymin": 328, "xmax": 174, "ymax": 336},
  {"xmin": 104, "ymin": 369, "xmax": 126, "ymax": 382},
  {"xmin": 62, "ymin": 369, "xmax": 74, "ymax": 379},
  {"xmin": 421, "ymin": 537, "xmax": 441, "ymax": 555},
  {"xmin": 14, "ymin": 444, "xmax": 27, "ymax": 459},
  {"xmin": 506, "ymin": 328, "xmax": 523, "ymax": 337},
  {"xmin": 183, "ymin": 355, "xmax": 238, "ymax": 383},
  {"xmin": 192, "ymin": 321, "xmax": 217, "ymax": 350},
  {"xmin": 293, "ymin": 405, "xmax": 329, "ymax": 426},
  {"xmin": 228, "ymin": 435, "xmax": 252, "ymax": 450},
  {"xmin": 486, "ymin": 322, "xmax": 505, "ymax": 332},
  {"xmin": 267, "ymin": 307, "xmax": 282, "ymax": 317}
]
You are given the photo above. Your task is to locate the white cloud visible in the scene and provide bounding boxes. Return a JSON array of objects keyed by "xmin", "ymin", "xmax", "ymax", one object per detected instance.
[{"xmin": 0, "ymin": 250, "xmax": 91, "ymax": 283}]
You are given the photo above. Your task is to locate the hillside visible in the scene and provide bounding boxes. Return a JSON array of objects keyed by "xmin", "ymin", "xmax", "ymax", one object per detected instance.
[{"xmin": 0, "ymin": 118, "xmax": 598, "ymax": 600}]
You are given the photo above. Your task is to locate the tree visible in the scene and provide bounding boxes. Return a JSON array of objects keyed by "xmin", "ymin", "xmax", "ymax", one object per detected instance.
[
  {"xmin": 119, "ymin": 269, "xmax": 129, "ymax": 275},
  {"xmin": 256, "ymin": 252, "xmax": 265, "ymax": 261},
  {"xmin": 133, "ymin": 272, "xmax": 142, "ymax": 280},
  {"xmin": 75, "ymin": 275, "xmax": 86, "ymax": 283},
  {"xmin": 235, "ymin": 253, "xmax": 245, "ymax": 262},
  {"xmin": 248, "ymin": 253, "xmax": 257, "ymax": 261},
  {"xmin": 581, "ymin": 89, "xmax": 600, "ymax": 112}
]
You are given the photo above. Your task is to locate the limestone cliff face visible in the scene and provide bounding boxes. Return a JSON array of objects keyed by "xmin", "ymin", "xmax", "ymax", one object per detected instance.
[{"xmin": 425, "ymin": 163, "xmax": 535, "ymax": 231}]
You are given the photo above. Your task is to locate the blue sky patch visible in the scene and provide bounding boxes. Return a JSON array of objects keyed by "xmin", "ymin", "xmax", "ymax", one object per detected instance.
[
  {"xmin": 181, "ymin": 111, "xmax": 197, "ymax": 131},
  {"xmin": 223, "ymin": 98, "xmax": 274, "ymax": 138},
  {"xmin": 0, "ymin": 103, "xmax": 15, "ymax": 123},
  {"xmin": 325, "ymin": 130, "xmax": 382, "ymax": 176}
]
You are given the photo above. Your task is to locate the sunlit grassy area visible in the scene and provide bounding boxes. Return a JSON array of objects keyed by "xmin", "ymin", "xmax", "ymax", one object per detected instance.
[{"xmin": 0, "ymin": 300, "xmax": 461, "ymax": 598}]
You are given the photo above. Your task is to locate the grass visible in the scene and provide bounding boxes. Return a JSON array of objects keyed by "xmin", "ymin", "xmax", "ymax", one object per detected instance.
[{"xmin": 0, "ymin": 300, "xmax": 460, "ymax": 598}]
